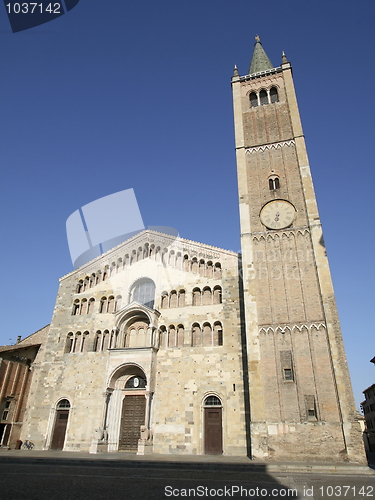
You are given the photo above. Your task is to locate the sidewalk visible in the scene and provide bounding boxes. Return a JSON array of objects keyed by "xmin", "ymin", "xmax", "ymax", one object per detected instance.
[{"xmin": 0, "ymin": 448, "xmax": 374, "ymax": 475}]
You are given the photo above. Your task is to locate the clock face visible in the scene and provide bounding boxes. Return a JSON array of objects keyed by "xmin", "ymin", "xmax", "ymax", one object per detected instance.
[{"xmin": 260, "ymin": 200, "xmax": 296, "ymax": 230}]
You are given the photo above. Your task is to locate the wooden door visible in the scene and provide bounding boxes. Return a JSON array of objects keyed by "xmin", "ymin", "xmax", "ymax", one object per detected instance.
[
  {"xmin": 204, "ymin": 407, "xmax": 222, "ymax": 455},
  {"xmin": 51, "ymin": 410, "xmax": 69, "ymax": 450},
  {"xmin": 119, "ymin": 395, "xmax": 145, "ymax": 451}
]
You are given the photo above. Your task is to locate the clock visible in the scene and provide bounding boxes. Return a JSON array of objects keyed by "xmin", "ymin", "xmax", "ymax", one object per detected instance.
[{"xmin": 260, "ymin": 200, "xmax": 296, "ymax": 230}]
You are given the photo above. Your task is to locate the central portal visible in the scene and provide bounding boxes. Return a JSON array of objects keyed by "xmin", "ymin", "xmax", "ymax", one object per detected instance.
[{"xmin": 119, "ymin": 394, "xmax": 146, "ymax": 451}]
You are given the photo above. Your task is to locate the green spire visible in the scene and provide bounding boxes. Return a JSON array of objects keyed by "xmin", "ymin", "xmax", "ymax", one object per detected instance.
[{"xmin": 248, "ymin": 36, "xmax": 274, "ymax": 75}]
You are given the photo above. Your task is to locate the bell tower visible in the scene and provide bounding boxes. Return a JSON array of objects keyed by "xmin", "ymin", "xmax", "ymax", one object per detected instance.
[{"xmin": 232, "ymin": 38, "xmax": 365, "ymax": 462}]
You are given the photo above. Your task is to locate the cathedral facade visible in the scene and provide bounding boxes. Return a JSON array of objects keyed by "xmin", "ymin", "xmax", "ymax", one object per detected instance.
[{"xmin": 19, "ymin": 40, "xmax": 365, "ymax": 462}]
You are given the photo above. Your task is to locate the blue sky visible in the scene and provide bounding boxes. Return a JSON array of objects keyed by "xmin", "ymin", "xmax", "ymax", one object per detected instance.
[{"xmin": 0, "ymin": 0, "xmax": 374, "ymax": 408}]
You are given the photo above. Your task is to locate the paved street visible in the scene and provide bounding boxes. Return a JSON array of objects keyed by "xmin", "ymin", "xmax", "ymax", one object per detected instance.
[{"xmin": 0, "ymin": 452, "xmax": 374, "ymax": 500}]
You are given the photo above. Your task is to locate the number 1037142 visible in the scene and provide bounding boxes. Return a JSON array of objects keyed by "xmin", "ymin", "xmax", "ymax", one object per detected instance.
[{"xmin": 5, "ymin": 3, "xmax": 62, "ymax": 14}]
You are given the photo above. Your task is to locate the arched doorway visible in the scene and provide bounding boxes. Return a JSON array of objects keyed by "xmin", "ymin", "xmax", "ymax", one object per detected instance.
[
  {"xmin": 204, "ymin": 395, "xmax": 223, "ymax": 455},
  {"xmin": 106, "ymin": 364, "xmax": 150, "ymax": 453},
  {"xmin": 51, "ymin": 399, "xmax": 70, "ymax": 450},
  {"xmin": 119, "ymin": 376, "xmax": 147, "ymax": 451}
]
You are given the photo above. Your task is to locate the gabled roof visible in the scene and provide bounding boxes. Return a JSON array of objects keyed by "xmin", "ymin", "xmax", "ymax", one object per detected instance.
[
  {"xmin": 0, "ymin": 324, "xmax": 49, "ymax": 353},
  {"xmin": 248, "ymin": 40, "xmax": 274, "ymax": 75}
]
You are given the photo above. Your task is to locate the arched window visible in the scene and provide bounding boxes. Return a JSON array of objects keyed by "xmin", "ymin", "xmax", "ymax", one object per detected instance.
[
  {"xmin": 102, "ymin": 330, "xmax": 110, "ymax": 350},
  {"xmin": 89, "ymin": 274, "xmax": 95, "ymax": 288},
  {"xmin": 202, "ymin": 287, "xmax": 212, "ymax": 305},
  {"xmin": 206, "ymin": 261, "xmax": 213, "ymax": 279},
  {"xmin": 131, "ymin": 278, "xmax": 156, "ymax": 309},
  {"xmin": 103, "ymin": 266, "xmax": 109, "ymax": 281},
  {"xmin": 159, "ymin": 325, "xmax": 167, "ymax": 348},
  {"xmin": 161, "ymin": 293, "xmax": 168, "ymax": 309},
  {"xmin": 73, "ymin": 332, "xmax": 81, "ymax": 353},
  {"xmin": 260, "ymin": 89, "xmax": 268, "ymax": 105},
  {"xmin": 269, "ymin": 176, "xmax": 280, "ymax": 190},
  {"xmin": 117, "ymin": 259, "xmax": 122, "ymax": 272},
  {"xmin": 203, "ymin": 322, "xmax": 212, "ymax": 346},
  {"xmin": 99, "ymin": 297, "xmax": 107, "ymax": 313},
  {"xmin": 204, "ymin": 395, "xmax": 222, "ymax": 406},
  {"xmin": 177, "ymin": 324, "xmax": 184, "ymax": 347},
  {"xmin": 83, "ymin": 277, "xmax": 89, "ymax": 291},
  {"xmin": 168, "ymin": 325, "xmax": 176, "ymax": 348},
  {"xmin": 81, "ymin": 331, "xmax": 89, "ymax": 352},
  {"xmin": 199, "ymin": 260, "xmax": 205, "ymax": 277},
  {"xmin": 178, "ymin": 290, "xmax": 185, "ymax": 307},
  {"xmin": 65, "ymin": 333, "xmax": 74, "ymax": 353},
  {"xmin": 213, "ymin": 286, "xmax": 222, "ymax": 305},
  {"xmin": 80, "ymin": 299, "xmax": 87, "ymax": 315},
  {"xmin": 89, "ymin": 298, "xmax": 95, "ymax": 314},
  {"xmin": 270, "ymin": 87, "xmax": 279, "ymax": 103},
  {"xmin": 94, "ymin": 331, "xmax": 102, "ymax": 352},
  {"xmin": 57, "ymin": 399, "xmax": 71, "ymax": 409},
  {"xmin": 76, "ymin": 280, "xmax": 83, "ymax": 293},
  {"xmin": 214, "ymin": 263, "xmax": 222, "ymax": 279},
  {"xmin": 107, "ymin": 296, "xmax": 115, "ymax": 313},
  {"xmin": 72, "ymin": 300, "xmax": 80, "ymax": 316},
  {"xmin": 170, "ymin": 291, "xmax": 177, "ymax": 308},
  {"xmin": 155, "ymin": 247, "xmax": 161, "ymax": 262},
  {"xmin": 213, "ymin": 322, "xmax": 223, "ymax": 346},
  {"xmin": 192, "ymin": 323, "xmax": 201, "ymax": 347},
  {"xmin": 95, "ymin": 272, "xmax": 102, "ymax": 285},
  {"xmin": 137, "ymin": 247, "xmax": 143, "ymax": 262},
  {"xmin": 191, "ymin": 258, "xmax": 198, "ymax": 273},
  {"xmin": 183, "ymin": 255, "xmax": 189, "ymax": 271},
  {"xmin": 250, "ymin": 92, "xmax": 258, "ymax": 108},
  {"xmin": 192, "ymin": 288, "xmax": 201, "ymax": 306},
  {"xmin": 143, "ymin": 244, "xmax": 149, "ymax": 259}
]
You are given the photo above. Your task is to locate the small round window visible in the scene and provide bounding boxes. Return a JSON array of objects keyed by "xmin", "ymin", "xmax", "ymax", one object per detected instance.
[
  {"xmin": 125, "ymin": 376, "xmax": 147, "ymax": 389},
  {"xmin": 57, "ymin": 399, "xmax": 71, "ymax": 409},
  {"xmin": 204, "ymin": 396, "xmax": 222, "ymax": 406}
]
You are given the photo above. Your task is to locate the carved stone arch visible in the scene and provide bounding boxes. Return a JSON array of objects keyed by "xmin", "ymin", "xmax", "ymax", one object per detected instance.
[
  {"xmin": 292, "ymin": 325, "xmax": 302, "ymax": 334},
  {"xmin": 107, "ymin": 363, "xmax": 147, "ymax": 391},
  {"xmin": 259, "ymin": 328, "xmax": 267, "ymax": 335}
]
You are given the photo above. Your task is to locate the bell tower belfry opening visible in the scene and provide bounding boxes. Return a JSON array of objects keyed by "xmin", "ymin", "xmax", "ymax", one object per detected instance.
[{"xmin": 231, "ymin": 37, "xmax": 365, "ymax": 462}]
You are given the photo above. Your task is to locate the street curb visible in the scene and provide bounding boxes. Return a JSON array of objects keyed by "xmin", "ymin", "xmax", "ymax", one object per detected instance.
[{"xmin": 0, "ymin": 455, "xmax": 374, "ymax": 476}]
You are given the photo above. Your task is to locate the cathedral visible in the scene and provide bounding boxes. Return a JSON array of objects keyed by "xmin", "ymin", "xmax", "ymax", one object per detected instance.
[{"xmin": 2, "ymin": 39, "xmax": 365, "ymax": 462}]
